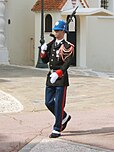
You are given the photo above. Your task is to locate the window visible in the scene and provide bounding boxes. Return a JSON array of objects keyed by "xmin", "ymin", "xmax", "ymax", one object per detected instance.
[
  {"xmin": 45, "ymin": 14, "xmax": 52, "ymax": 32},
  {"xmin": 67, "ymin": 15, "xmax": 76, "ymax": 32},
  {"xmin": 101, "ymin": 0, "xmax": 108, "ymax": 9}
]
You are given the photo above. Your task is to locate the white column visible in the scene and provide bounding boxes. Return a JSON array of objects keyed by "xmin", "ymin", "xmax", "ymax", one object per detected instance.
[
  {"xmin": 79, "ymin": 16, "xmax": 87, "ymax": 68},
  {"xmin": 0, "ymin": 0, "xmax": 9, "ymax": 64},
  {"xmin": 113, "ymin": 0, "xmax": 114, "ymax": 12}
]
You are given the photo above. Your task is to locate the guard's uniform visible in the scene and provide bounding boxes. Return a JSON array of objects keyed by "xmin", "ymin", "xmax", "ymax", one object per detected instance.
[
  {"xmin": 40, "ymin": 20, "xmax": 74, "ymax": 135},
  {"xmin": 41, "ymin": 39, "xmax": 74, "ymax": 133},
  {"xmin": 42, "ymin": 39, "xmax": 73, "ymax": 86}
]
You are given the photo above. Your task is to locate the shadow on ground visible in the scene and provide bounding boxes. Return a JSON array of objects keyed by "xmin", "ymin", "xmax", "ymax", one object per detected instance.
[
  {"xmin": 0, "ymin": 65, "xmax": 48, "ymax": 78},
  {"xmin": 63, "ymin": 127, "xmax": 114, "ymax": 136}
]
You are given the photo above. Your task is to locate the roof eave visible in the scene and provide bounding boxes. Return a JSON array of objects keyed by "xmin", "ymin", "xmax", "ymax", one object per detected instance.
[{"xmin": 61, "ymin": 8, "xmax": 114, "ymax": 16}]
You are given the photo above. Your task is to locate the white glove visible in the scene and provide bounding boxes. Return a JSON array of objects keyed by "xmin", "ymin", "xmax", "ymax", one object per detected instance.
[
  {"xmin": 41, "ymin": 50, "xmax": 45, "ymax": 54},
  {"xmin": 41, "ymin": 43, "xmax": 47, "ymax": 51},
  {"xmin": 50, "ymin": 72, "xmax": 59, "ymax": 84}
]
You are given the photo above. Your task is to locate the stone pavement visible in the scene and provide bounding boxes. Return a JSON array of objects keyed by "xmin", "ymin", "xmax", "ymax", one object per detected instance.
[{"xmin": 0, "ymin": 65, "xmax": 114, "ymax": 152}]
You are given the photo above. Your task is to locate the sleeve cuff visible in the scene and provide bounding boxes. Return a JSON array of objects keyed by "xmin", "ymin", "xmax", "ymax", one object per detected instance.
[
  {"xmin": 56, "ymin": 70, "xmax": 63, "ymax": 77},
  {"xmin": 40, "ymin": 52, "xmax": 46, "ymax": 58}
]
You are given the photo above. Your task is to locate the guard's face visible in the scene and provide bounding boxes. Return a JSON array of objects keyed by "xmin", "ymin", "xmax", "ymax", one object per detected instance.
[{"xmin": 54, "ymin": 30, "xmax": 65, "ymax": 40}]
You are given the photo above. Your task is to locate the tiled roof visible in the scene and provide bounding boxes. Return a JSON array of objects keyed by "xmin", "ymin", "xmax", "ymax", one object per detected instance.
[{"xmin": 31, "ymin": 0, "xmax": 67, "ymax": 11}]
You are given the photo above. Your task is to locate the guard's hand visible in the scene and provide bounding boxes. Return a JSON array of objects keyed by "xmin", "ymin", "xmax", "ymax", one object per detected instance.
[
  {"xmin": 41, "ymin": 50, "xmax": 45, "ymax": 54},
  {"xmin": 50, "ymin": 72, "xmax": 59, "ymax": 84},
  {"xmin": 41, "ymin": 43, "xmax": 47, "ymax": 51},
  {"xmin": 40, "ymin": 50, "xmax": 46, "ymax": 58}
]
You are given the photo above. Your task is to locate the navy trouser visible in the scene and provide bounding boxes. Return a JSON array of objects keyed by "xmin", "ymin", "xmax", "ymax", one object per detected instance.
[{"xmin": 45, "ymin": 86, "xmax": 67, "ymax": 132}]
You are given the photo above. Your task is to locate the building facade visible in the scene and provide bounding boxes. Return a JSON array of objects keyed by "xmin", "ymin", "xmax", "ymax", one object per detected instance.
[
  {"xmin": 32, "ymin": 0, "xmax": 114, "ymax": 72},
  {"xmin": 0, "ymin": 0, "xmax": 36, "ymax": 66},
  {"xmin": 0, "ymin": 0, "xmax": 114, "ymax": 72}
]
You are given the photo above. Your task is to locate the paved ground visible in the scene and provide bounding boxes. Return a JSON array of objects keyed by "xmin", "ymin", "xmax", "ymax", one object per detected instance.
[{"xmin": 0, "ymin": 65, "xmax": 114, "ymax": 152}]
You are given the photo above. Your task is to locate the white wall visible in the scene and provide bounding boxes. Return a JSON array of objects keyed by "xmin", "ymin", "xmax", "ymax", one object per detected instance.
[
  {"xmin": 78, "ymin": 16, "xmax": 87, "ymax": 68},
  {"xmin": 86, "ymin": 0, "xmax": 100, "ymax": 8},
  {"xmin": 0, "ymin": 0, "xmax": 9, "ymax": 64},
  {"xmin": 108, "ymin": 0, "xmax": 114, "ymax": 12},
  {"xmin": 86, "ymin": 16, "xmax": 114, "ymax": 72},
  {"xmin": 6, "ymin": 0, "xmax": 36, "ymax": 66}
]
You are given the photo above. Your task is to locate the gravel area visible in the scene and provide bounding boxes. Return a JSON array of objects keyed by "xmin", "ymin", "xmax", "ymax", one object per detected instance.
[
  {"xmin": 0, "ymin": 90, "xmax": 23, "ymax": 113},
  {"xmin": 20, "ymin": 138, "xmax": 113, "ymax": 152}
]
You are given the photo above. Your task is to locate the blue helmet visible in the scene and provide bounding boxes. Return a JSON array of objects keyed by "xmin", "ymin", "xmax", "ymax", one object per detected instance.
[{"xmin": 52, "ymin": 20, "xmax": 68, "ymax": 33}]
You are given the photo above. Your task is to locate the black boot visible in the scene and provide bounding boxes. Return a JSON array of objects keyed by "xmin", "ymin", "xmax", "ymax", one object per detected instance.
[{"xmin": 62, "ymin": 115, "xmax": 71, "ymax": 131}]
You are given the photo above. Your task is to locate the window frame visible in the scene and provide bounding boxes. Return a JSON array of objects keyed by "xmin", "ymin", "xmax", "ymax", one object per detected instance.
[
  {"xmin": 101, "ymin": 0, "xmax": 108, "ymax": 9},
  {"xmin": 45, "ymin": 14, "xmax": 52, "ymax": 32}
]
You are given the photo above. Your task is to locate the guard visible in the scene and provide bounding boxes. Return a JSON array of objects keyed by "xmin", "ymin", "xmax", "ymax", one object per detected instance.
[{"xmin": 40, "ymin": 20, "xmax": 74, "ymax": 138}]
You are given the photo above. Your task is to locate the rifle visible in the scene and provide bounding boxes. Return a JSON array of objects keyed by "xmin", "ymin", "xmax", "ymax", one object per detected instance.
[{"xmin": 66, "ymin": 6, "xmax": 79, "ymax": 25}]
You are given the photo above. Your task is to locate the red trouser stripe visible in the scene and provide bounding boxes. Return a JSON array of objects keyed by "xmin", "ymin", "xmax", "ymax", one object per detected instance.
[{"xmin": 61, "ymin": 86, "xmax": 67, "ymax": 131}]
